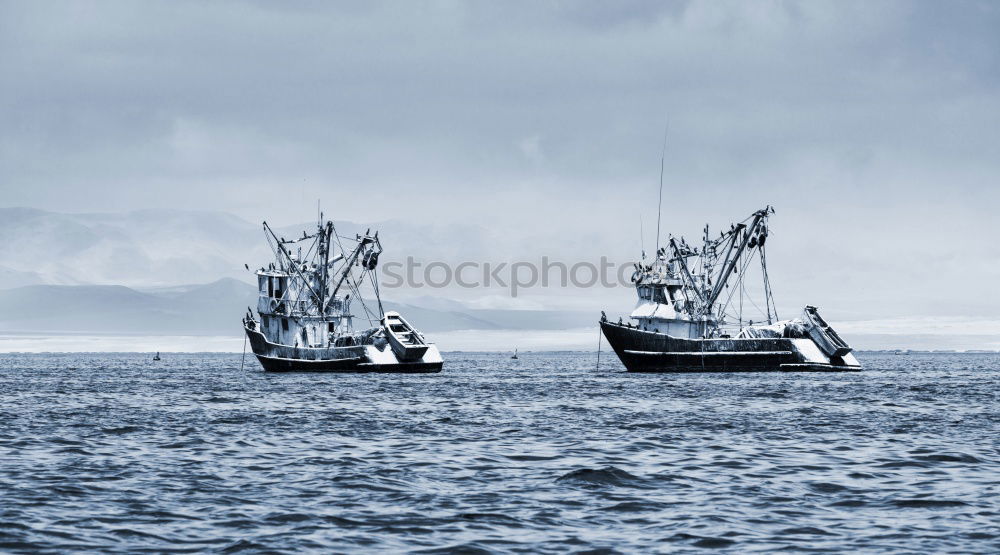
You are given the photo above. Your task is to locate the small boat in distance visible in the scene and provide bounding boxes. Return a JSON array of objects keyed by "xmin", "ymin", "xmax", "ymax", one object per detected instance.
[
  {"xmin": 511, "ymin": 348, "xmax": 518, "ymax": 360},
  {"xmin": 152, "ymin": 352, "xmax": 161, "ymax": 361}
]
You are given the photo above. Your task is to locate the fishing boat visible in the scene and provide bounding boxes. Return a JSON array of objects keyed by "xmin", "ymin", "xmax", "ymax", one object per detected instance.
[
  {"xmin": 242, "ymin": 216, "xmax": 443, "ymax": 373},
  {"xmin": 600, "ymin": 206, "xmax": 861, "ymax": 372},
  {"xmin": 153, "ymin": 352, "xmax": 161, "ymax": 361}
]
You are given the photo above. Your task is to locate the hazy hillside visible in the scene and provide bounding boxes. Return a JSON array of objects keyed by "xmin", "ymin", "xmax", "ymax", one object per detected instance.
[
  {"xmin": 0, "ymin": 279, "xmax": 594, "ymax": 335},
  {"xmin": 0, "ymin": 206, "xmax": 640, "ymax": 320},
  {"xmin": 0, "ymin": 208, "xmax": 263, "ymax": 286},
  {"xmin": 0, "ymin": 207, "xmax": 515, "ymax": 288},
  {"xmin": 1, "ymin": 207, "xmax": 993, "ymax": 351},
  {"xmin": 0, "ymin": 279, "xmax": 256, "ymax": 335},
  {"xmin": 0, "ymin": 204, "xmax": 601, "ymax": 336}
]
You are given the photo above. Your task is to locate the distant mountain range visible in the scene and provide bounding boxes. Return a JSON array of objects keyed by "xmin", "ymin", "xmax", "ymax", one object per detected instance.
[
  {"xmin": 0, "ymin": 207, "xmax": 259, "ymax": 287},
  {"xmin": 1, "ymin": 207, "xmax": 996, "ymax": 350},
  {"xmin": 0, "ymin": 206, "xmax": 545, "ymax": 289},
  {"xmin": 0, "ymin": 278, "xmax": 595, "ymax": 335},
  {"xmin": 0, "ymin": 207, "xmax": 602, "ymax": 337}
]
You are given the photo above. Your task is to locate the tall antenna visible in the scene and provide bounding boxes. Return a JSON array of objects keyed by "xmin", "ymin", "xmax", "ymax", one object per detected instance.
[
  {"xmin": 639, "ymin": 214, "xmax": 646, "ymax": 260},
  {"xmin": 655, "ymin": 121, "xmax": 668, "ymax": 256}
]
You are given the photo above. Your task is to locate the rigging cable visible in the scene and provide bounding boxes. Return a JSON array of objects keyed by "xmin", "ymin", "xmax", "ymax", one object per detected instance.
[
  {"xmin": 760, "ymin": 244, "xmax": 778, "ymax": 322},
  {"xmin": 368, "ymin": 268, "xmax": 385, "ymax": 319},
  {"xmin": 718, "ymin": 245, "xmax": 766, "ymax": 326}
]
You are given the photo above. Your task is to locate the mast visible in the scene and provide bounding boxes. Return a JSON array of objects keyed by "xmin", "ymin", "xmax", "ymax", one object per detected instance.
[
  {"xmin": 669, "ymin": 237, "xmax": 704, "ymax": 304},
  {"xmin": 706, "ymin": 223, "xmax": 744, "ymax": 310},
  {"xmin": 702, "ymin": 206, "xmax": 773, "ymax": 315},
  {"xmin": 318, "ymin": 221, "xmax": 332, "ymax": 314},
  {"xmin": 639, "ymin": 214, "xmax": 645, "ymax": 261},
  {"xmin": 655, "ymin": 123, "xmax": 667, "ymax": 255}
]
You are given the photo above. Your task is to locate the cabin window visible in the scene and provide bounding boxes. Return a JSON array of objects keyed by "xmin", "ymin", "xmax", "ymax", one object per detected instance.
[
  {"xmin": 281, "ymin": 318, "xmax": 289, "ymax": 331},
  {"xmin": 640, "ymin": 285, "xmax": 667, "ymax": 302},
  {"xmin": 268, "ymin": 277, "xmax": 274, "ymax": 297},
  {"xmin": 652, "ymin": 287, "xmax": 667, "ymax": 304},
  {"xmin": 328, "ymin": 322, "xmax": 336, "ymax": 333},
  {"xmin": 639, "ymin": 285, "xmax": 667, "ymax": 303}
]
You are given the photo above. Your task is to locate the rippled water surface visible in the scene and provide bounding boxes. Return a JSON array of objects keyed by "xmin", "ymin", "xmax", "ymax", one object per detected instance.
[{"xmin": 1, "ymin": 352, "xmax": 997, "ymax": 552}]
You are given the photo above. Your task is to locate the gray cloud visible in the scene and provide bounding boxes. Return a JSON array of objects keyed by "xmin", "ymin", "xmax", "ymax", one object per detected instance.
[{"xmin": 1, "ymin": 0, "xmax": 998, "ymax": 321}]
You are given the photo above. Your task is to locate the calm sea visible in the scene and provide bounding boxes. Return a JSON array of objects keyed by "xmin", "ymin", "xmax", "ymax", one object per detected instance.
[{"xmin": 0, "ymin": 352, "xmax": 997, "ymax": 552}]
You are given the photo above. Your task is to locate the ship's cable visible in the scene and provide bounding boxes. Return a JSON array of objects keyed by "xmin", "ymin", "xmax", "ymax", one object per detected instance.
[
  {"xmin": 596, "ymin": 326, "xmax": 602, "ymax": 371},
  {"xmin": 240, "ymin": 333, "xmax": 247, "ymax": 373}
]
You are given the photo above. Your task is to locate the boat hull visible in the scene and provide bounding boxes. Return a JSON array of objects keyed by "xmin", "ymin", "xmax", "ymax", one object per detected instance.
[
  {"xmin": 600, "ymin": 320, "xmax": 861, "ymax": 372},
  {"xmin": 382, "ymin": 311, "xmax": 430, "ymax": 362},
  {"xmin": 387, "ymin": 337, "xmax": 429, "ymax": 362},
  {"xmin": 245, "ymin": 326, "xmax": 443, "ymax": 373}
]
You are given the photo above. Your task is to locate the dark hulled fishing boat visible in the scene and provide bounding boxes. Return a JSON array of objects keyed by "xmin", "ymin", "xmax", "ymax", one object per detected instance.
[
  {"xmin": 242, "ymin": 216, "xmax": 442, "ymax": 373},
  {"xmin": 600, "ymin": 207, "xmax": 860, "ymax": 372}
]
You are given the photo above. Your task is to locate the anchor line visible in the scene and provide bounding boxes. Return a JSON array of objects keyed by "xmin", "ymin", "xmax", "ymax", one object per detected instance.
[
  {"xmin": 596, "ymin": 326, "xmax": 602, "ymax": 371},
  {"xmin": 240, "ymin": 333, "xmax": 248, "ymax": 372}
]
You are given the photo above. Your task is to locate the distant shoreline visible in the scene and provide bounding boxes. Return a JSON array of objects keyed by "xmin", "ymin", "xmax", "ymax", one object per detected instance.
[{"xmin": 1, "ymin": 331, "xmax": 997, "ymax": 354}]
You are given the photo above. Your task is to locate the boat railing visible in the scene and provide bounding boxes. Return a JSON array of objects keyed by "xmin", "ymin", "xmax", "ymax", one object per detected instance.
[
  {"xmin": 258, "ymin": 297, "xmax": 315, "ymax": 316},
  {"xmin": 286, "ymin": 299, "xmax": 313, "ymax": 314}
]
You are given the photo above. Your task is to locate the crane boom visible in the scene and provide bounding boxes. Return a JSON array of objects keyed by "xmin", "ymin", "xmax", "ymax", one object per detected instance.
[{"xmin": 703, "ymin": 208, "xmax": 770, "ymax": 311}]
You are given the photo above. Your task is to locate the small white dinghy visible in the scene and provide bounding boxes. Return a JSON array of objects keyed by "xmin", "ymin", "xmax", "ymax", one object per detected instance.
[{"xmin": 382, "ymin": 311, "xmax": 429, "ymax": 362}]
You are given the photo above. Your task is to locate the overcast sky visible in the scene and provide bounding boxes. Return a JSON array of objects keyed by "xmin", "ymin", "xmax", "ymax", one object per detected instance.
[{"xmin": 2, "ymin": 0, "xmax": 999, "ymax": 321}]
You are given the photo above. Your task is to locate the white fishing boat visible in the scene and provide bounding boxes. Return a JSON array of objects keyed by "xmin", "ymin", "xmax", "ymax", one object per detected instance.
[{"xmin": 242, "ymin": 215, "xmax": 443, "ymax": 373}]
